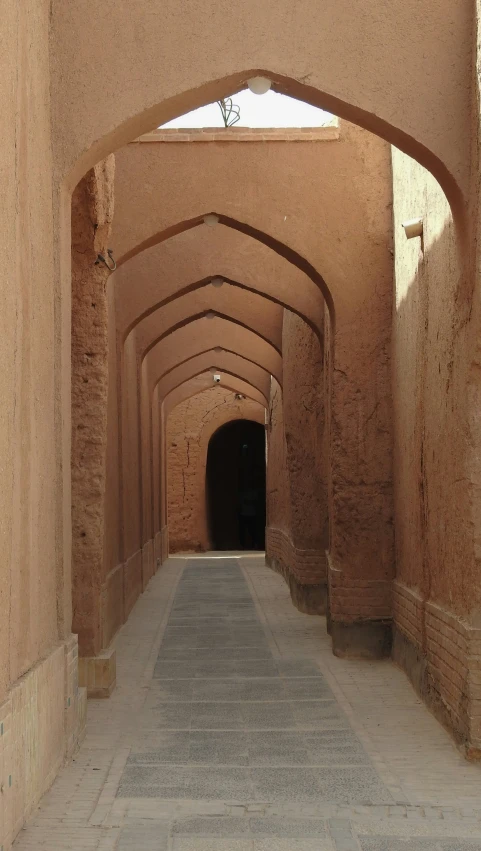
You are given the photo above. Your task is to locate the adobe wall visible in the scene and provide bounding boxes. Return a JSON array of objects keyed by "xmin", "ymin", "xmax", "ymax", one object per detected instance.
[
  {"xmin": 391, "ymin": 147, "xmax": 481, "ymax": 755},
  {"xmin": 71, "ymin": 157, "xmax": 114, "ymax": 657},
  {"xmin": 0, "ymin": 4, "xmax": 84, "ymax": 847},
  {"xmin": 102, "ymin": 273, "xmax": 123, "ymax": 646},
  {"xmin": 266, "ymin": 311, "xmax": 328, "ymax": 613},
  {"xmin": 167, "ymin": 388, "xmax": 265, "ymax": 551}
]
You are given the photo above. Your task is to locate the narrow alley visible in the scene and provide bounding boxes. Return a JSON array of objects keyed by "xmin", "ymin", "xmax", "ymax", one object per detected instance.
[{"xmin": 14, "ymin": 556, "xmax": 481, "ymax": 850}]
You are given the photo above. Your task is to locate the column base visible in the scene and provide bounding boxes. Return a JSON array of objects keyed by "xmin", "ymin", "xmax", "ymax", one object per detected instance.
[
  {"xmin": 265, "ymin": 542, "xmax": 327, "ymax": 615},
  {"xmin": 331, "ymin": 619, "xmax": 392, "ymax": 659},
  {"xmin": 78, "ymin": 647, "xmax": 116, "ymax": 698},
  {"xmin": 286, "ymin": 573, "xmax": 327, "ymax": 615}
]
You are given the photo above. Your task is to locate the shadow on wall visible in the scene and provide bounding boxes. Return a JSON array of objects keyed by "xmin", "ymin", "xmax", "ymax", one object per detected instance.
[{"xmin": 206, "ymin": 419, "xmax": 266, "ymax": 551}]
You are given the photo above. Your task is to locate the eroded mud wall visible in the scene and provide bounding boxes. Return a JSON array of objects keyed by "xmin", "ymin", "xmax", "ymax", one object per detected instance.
[
  {"xmin": 71, "ymin": 157, "xmax": 115, "ymax": 657},
  {"xmin": 266, "ymin": 311, "xmax": 328, "ymax": 612}
]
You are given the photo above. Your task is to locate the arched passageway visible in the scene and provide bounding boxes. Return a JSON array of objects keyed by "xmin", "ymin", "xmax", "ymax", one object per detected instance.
[{"xmin": 206, "ymin": 420, "xmax": 266, "ymax": 551}]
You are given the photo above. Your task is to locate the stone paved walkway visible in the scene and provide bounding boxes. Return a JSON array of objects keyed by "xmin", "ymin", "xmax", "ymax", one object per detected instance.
[{"xmin": 13, "ymin": 555, "xmax": 481, "ymax": 850}]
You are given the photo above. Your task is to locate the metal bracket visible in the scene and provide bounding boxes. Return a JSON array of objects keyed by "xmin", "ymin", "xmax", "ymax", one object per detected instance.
[{"xmin": 94, "ymin": 249, "xmax": 117, "ymax": 271}]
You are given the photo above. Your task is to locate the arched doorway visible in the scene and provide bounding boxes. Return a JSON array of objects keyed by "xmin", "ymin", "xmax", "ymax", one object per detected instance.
[{"xmin": 206, "ymin": 419, "xmax": 266, "ymax": 551}]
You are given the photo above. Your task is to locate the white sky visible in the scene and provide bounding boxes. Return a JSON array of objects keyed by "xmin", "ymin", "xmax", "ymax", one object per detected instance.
[{"xmin": 161, "ymin": 90, "xmax": 334, "ymax": 129}]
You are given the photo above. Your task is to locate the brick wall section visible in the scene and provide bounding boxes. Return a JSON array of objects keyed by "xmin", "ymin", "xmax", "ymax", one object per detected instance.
[
  {"xmin": 393, "ymin": 581, "xmax": 481, "ymax": 753},
  {"xmin": 392, "ymin": 580, "xmax": 424, "ymax": 648},
  {"xmin": 328, "ymin": 560, "xmax": 392, "ymax": 621},
  {"xmin": 134, "ymin": 125, "xmax": 340, "ymax": 144},
  {"xmin": 266, "ymin": 527, "xmax": 327, "ymax": 586}
]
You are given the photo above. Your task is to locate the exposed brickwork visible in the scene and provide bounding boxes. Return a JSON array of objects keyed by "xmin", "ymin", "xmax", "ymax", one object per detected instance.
[
  {"xmin": 393, "ymin": 581, "xmax": 481, "ymax": 754},
  {"xmin": 266, "ymin": 527, "xmax": 327, "ymax": 586},
  {"xmin": 134, "ymin": 125, "xmax": 340, "ymax": 144},
  {"xmin": 392, "ymin": 579, "xmax": 424, "ymax": 648},
  {"xmin": 328, "ymin": 559, "xmax": 392, "ymax": 621}
]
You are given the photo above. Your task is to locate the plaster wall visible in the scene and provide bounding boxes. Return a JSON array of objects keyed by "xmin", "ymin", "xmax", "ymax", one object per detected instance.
[
  {"xmin": 167, "ymin": 389, "xmax": 265, "ymax": 552},
  {"xmin": 113, "ymin": 225, "xmax": 324, "ymax": 340},
  {"xmin": 156, "ymin": 353, "xmax": 271, "ymax": 404},
  {"xmin": 50, "ymin": 0, "xmax": 471, "ymax": 213},
  {"xmin": 146, "ymin": 320, "xmax": 283, "ymax": 389},
  {"xmin": 0, "ymin": 4, "xmax": 83, "ymax": 845},
  {"xmin": 1, "ymin": 0, "xmax": 58, "ymax": 693},
  {"xmin": 134, "ymin": 282, "xmax": 284, "ymax": 358},
  {"xmin": 391, "ymin": 147, "xmax": 481, "ymax": 753}
]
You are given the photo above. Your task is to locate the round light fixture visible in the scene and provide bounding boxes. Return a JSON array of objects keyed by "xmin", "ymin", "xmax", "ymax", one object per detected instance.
[
  {"xmin": 213, "ymin": 346, "xmax": 223, "ymax": 353},
  {"xmin": 247, "ymin": 76, "xmax": 271, "ymax": 95},
  {"xmin": 203, "ymin": 214, "xmax": 219, "ymax": 227},
  {"xmin": 211, "ymin": 276, "xmax": 224, "ymax": 288},
  {"xmin": 205, "ymin": 311, "xmax": 216, "ymax": 320}
]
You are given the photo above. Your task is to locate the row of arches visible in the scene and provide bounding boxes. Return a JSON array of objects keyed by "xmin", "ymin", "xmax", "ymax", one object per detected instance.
[{"xmin": 65, "ymin": 67, "xmax": 480, "ymax": 766}]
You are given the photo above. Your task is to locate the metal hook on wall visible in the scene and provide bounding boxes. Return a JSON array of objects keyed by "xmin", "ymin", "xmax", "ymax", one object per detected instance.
[{"xmin": 94, "ymin": 249, "xmax": 117, "ymax": 271}]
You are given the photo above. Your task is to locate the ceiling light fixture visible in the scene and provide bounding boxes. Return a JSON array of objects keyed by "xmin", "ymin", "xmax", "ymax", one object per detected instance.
[
  {"xmin": 247, "ymin": 76, "xmax": 272, "ymax": 95},
  {"xmin": 213, "ymin": 346, "xmax": 223, "ymax": 353},
  {"xmin": 203, "ymin": 214, "xmax": 219, "ymax": 227},
  {"xmin": 205, "ymin": 311, "xmax": 216, "ymax": 319},
  {"xmin": 211, "ymin": 276, "xmax": 224, "ymax": 288}
]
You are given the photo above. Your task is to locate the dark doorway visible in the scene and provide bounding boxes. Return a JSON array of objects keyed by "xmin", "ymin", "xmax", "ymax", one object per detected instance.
[{"xmin": 206, "ymin": 419, "xmax": 266, "ymax": 551}]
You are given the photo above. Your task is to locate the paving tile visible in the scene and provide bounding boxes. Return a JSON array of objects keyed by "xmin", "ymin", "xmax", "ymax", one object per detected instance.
[
  {"xmin": 117, "ymin": 821, "xmax": 169, "ymax": 850},
  {"xmin": 153, "ymin": 660, "xmax": 279, "ymax": 679},
  {"xmin": 118, "ymin": 765, "xmax": 253, "ymax": 799},
  {"xmin": 250, "ymin": 767, "xmax": 393, "ymax": 804},
  {"xmin": 249, "ymin": 816, "xmax": 329, "ymax": 837},
  {"xmin": 247, "ymin": 731, "xmax": 368, "ymax": 765},
  {"xmin": 157, "ymin": 646, "xmax": 272, "ymax": 661},
  {"xmin": 172, "ymin": 816, "xmax": 251, "ymax": 836}
]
